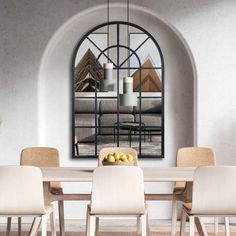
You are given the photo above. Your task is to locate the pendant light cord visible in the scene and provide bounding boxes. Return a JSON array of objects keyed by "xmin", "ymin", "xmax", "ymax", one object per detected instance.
[
  {"xmin": 127, "ymin": 0, "xmax": 130, "ymax": 73},
  {"xmin": 107, "ymin": 0, "xmax": 110, "ymax": 61}
]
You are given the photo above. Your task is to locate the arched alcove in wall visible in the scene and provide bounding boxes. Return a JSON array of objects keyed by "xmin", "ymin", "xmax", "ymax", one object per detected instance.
[{"xmin": 38, "ymin": 3, "xmax": 197, "ymax": 166}]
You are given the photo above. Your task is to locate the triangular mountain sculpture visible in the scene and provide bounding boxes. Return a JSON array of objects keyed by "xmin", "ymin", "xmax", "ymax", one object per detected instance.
[
  {"xmin": 132, "ymin": 58, "xmax": 162, "ymax": 92},
  {"xmin": 74, "ymin": 49, "xmax": 103, "ymax": 92}
]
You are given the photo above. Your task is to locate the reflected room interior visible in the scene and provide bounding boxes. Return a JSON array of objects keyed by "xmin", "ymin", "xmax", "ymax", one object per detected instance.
[{"xmin": 73, "ymin": 22, "xmax": 164, "ymax": 158}]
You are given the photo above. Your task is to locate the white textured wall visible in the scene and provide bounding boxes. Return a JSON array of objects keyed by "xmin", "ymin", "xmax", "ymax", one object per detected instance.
[
  {"xmin": 38, "ymin": 3, "xmax": 195, "ymax": 220},
  {"xmin": 1, "ymin": 0, "xmax": 236, "ymax": 221}
]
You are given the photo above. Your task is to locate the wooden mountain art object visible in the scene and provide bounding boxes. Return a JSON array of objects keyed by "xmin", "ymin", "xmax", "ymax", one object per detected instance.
[
  {"xmin": 132, "ymin": 58, "xmax": 162, "ymax": 92},
  {"xmin": 74, "ymin": 49, "xmax": 103, "ymax": 92}
]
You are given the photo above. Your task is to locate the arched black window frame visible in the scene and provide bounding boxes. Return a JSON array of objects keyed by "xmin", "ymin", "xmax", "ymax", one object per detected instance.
[{"xmin": 71, "ymin": 21, "xmax": 165, "ymax": 159}]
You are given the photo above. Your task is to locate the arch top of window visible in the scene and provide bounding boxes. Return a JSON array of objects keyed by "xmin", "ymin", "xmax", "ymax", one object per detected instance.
[{"xmin": 73, "ymin": 21, "xmax": 164, "ymax": 71}]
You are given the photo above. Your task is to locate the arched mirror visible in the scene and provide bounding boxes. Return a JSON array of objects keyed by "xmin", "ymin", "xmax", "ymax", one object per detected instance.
[{"xmin": 72, "ymin": 21, "xmax": 164, "ymax": 158}]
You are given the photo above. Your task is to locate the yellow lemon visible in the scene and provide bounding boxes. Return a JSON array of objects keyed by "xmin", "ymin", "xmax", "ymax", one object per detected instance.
[
  {"xmin": 120, "ymin": 154, "xmax": 127, "ymax": 161},
  {"xmin": 114, "ymin": 152, "xmax": 120, "ymax": 161},
  {"xmin": 127, "ymin": 154, "xmax": 133, "ymax": 162},
  {"xmin": 107, "ymin": 155, "xmax": 115, "ymax": 162}
]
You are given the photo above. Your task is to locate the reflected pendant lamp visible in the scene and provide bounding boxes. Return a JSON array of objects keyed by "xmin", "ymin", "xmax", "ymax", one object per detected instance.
[
  {"xmin": 119, "ymin": 77, "xmax": 137, "ymax": 106},
  {"xmin": 100, "ymin": 63, "xmax": 116, "ymax": 92},
  {"xmin": 119, "ymin": 0, "xmax": 137, "ymax": 106}
]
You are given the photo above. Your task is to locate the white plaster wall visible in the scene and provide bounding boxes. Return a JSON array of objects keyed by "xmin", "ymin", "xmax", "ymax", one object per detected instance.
[
  {"xmin": 38, "ymin": 3, "xmax": 195, "ymax": 220},
  {"xmin": 1, "ymin": 0, "xmax": 236, "ymax": 220}
]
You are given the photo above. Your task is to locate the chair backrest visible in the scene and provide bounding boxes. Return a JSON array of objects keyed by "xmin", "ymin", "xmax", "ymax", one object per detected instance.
[
  {"xmin": 191, "ymin": 166, "xmax": 236, "ymax": 214},
  {"xmin": 175, "ymin": 147, "xmax": 216, "ymax": 189},
  {"xmin": 98, "ymin": 147, "xmax": 138, "ymax": 166},
  {"xmin": 91, "ymin": 166, "xmax": 145, "ymax": 215},
  {"xmin": 20, "ymin": 147, "xmax": 60, "ymax": 188},
  {"xmin": 0, "ymin": 166, "xmax": 46, "ymax": 215}
]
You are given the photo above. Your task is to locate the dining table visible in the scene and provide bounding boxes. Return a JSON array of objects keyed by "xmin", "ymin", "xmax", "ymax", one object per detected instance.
[{"xmin": 41, "ymin": 166, "xmax": 207, "ymax": 236}]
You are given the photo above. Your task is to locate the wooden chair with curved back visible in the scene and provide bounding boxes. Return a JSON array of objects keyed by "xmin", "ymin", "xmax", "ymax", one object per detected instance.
[
  {"xmin": 96, "ymin": 147, "xmax": 144, "ymax": 234},
  {"xmin": 171, "ymin": 147, "xmax": 228, "ymax": 236},
  {"xmin": 3, "ymin": 166, "xmax": 56, "ymax": 236},
  {"xmin": 180, "ymin": 166, "xmax": 235, "ymax": 236},
  {"xmin": 98, "ymin": 147, "xmax": 138, "ymax": 166},
  {"xmin": 86, "ymin": 166, "xmax": 148, "ymax": 236},
  {"xmin": 7, "ymin": 147, "xmax": 65, "ymax": 236}
]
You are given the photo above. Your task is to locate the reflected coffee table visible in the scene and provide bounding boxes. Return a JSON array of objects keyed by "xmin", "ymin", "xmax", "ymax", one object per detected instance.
[{"xmin": 113, "ymin": 121, "xmax": 146, "ymax": 147}]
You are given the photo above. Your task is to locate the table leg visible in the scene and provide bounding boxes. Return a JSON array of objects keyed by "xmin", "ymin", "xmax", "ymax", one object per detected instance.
[{"xmin": 43, "ymin": 182, "xmax": 52, "ymax": 205}]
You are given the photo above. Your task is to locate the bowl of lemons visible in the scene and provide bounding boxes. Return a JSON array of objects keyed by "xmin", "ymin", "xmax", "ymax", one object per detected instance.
[{"xmin": 102, "ymin": 151, "xmax": 135, "ymax": 166}]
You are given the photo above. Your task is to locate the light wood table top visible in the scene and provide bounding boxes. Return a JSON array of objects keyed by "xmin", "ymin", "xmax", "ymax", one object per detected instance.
[{"xmin": 41, "ymin": 167, "xmax": 195, "ymax": 182}]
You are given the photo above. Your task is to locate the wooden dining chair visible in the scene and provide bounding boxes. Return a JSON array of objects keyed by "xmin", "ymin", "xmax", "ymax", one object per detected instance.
[
  {"xmin": 96, "ymin": 147, "xmax": 139, "ymax": 233},
  {"xmin": 1, "ymin": 166, "xmax": 56, "ymax": 236},
  {"xmin": 171, "ymin": 147, "xmax": 228, "ymax": 236},
  {"xmin": 7, "ymin": 147, "xmax": 65, "ymax": 236},
  {"xmin": 86, "ymin": 166, "xmax": 148, "ymax": 236},
  {"xmin": 180, "ymin": 166, "xmax": 236, "ymax": 236},
  {"xmin": 98, "ymin": 147, "xmax": 138, "ymax": 166}
]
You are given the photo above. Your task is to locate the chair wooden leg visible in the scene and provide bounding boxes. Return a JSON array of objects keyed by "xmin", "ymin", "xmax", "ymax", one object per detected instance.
[
  {"xmin": 85, "ymin": 206, "xmax": 90, "ymax": 236},
  {"xmin": 180, "ymin": 210, "xmax": 187, "ymax": 236},
  {"xmin": 7, "ymin": 217, "xmax": 12, "ymax": 236},
  {"xmin": 195, "ymin": 217, "xmax": 208, "ymax": 236},
  {"xmin": 214, "ymin": 217, "xmax": 219, "ymax": 234},
  {"xmin": 18, "ymin": 217, "xmax": 21, "ymax": 235},
  {"xmin": 29, "ymin": 217, "xmax": 42, "ymax": 236},
  {"xmin": 137, "ymin": 216, "xmax": 141, "ymax": 234},
  {"xmin": 146, "ymin": 212, "xmax": 150, "ymax": 235},
  {"xmin": 50, "ymin": 209, "xmax": 57, "ymax": 236},
  {"xmin": 41, "ymin": 215, "xmax": 47, "ymax": 236},
  {"xmin": 58, "ymin": 200, "xmax": 65, "ymax": 236},
  {"xmin": 189, "ymin": 216, "xmax": 195, "ymax": 236},
  {"xmin": 89, "ymin": 215, "xmax": 96, "ymax": 236},
  {"xmin": 141, "ymin": 214, "xmax": 147, "ymax": 236},
  {"xmin": 171, "ymin": 200, "xmax": 178, "ymax": 236},
  {"xmin": 225, "ymin": 217, "xmax": 230, "ymax": 236},
  {"xmin": 95, "ymin": 217, "xmax": 99, "ymax": 234}
]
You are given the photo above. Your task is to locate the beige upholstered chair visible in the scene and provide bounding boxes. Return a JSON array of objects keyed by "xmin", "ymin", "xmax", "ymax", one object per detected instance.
[
  {"xmin": 86, "ymin": 166, "xmax": 148, "ymax": 236},
  {"xmin": 180, "ymin": 166, "xmax": 236, "ymax": 236},
  {"xmin": 7, "ymin": 147, "xmax": 65, "ymax": 236},
  {"xmin": 171, "ymin": 147, "xmax": 216, "ymax": 236},
  {"xmin": 98, "ymin": 147, "xmax": 138, "ymax": 166},
  {"xmin": 0, "ymin": 166, "xmax": 56, "ymax": 236}
]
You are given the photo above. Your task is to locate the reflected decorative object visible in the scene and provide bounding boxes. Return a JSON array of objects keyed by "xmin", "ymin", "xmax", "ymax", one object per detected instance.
[
  {"xmin": 119, "ymin": 77, "xmax": 137, "ymax": 106},
  {"xmin": 100, "ymin": 63, "xmax": 116, "ymax": 91},
  {"xmin": 74, "ymin": 49, "xmax": 103, "ymax": 92},
  {"xmin": 132, "ymin": 58, "xmax": 162, "ymax": 92}
]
